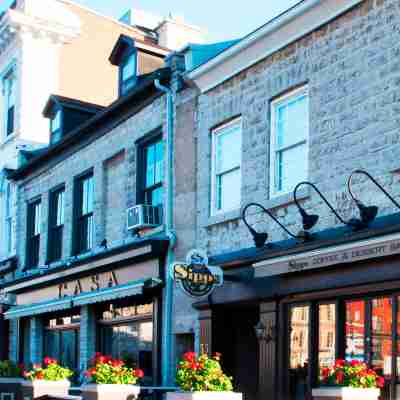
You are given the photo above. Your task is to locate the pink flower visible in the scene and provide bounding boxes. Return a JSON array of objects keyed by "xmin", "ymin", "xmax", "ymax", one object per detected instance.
[{"xmin": 133, "ymin": 369, "xmax": 144, "ymax": 379}]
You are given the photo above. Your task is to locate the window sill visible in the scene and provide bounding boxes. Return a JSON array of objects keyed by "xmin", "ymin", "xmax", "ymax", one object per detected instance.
[
  {"xmin": 203, "ymin": 209, "xmax": 242, "ymax": 228},
  {"xmin": 265, "ymin": 186, "xmax": 310, "ymax": 210},
  {"xmin": 0, "ymin": 132, "xmax": 17, "ymax": 147}
]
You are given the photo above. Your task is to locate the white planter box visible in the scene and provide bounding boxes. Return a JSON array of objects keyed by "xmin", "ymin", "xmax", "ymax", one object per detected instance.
[
  {"xmin": 81, "ymin": 384, "xmax": 140, "ymax": 400},
  {"xmin": 166, "ymin": 392, "xmax": 242, "ymax": 400},
  {"xmin": 312, "ymin": 387, "xmax": 380, "ymax": 400},
  {"xmin": 21, "ymin": 379, "xmax": 71, "ymax": 399}
]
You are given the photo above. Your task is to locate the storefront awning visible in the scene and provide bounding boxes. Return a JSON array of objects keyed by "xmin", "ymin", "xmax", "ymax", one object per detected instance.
[
  {"xmin": 72, "ymin": 278, "xmax": 161, "ymax": 307},
  {"xmin": 4, "ymin": 278, "xmax": 162, "ymax": 319},
  {"xmin": 4, "ymin": 298, "xmax": 72, "ymax": 319}
]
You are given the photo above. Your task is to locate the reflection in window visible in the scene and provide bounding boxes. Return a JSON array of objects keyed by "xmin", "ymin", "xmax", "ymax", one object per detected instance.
[
  {"xmin": 289, "ymin": 305, "xmax": 309, "ymax": 400},
  {"xmin": 345, "ymin": 301, "xmax": 365, "ymax": 362},
  {"xmin": 319, "ymin": 304, "xmax": 336, "ymax": 376}
]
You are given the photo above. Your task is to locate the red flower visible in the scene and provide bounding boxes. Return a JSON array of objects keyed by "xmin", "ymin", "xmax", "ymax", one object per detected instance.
[
  {"xmin": 335, "ymin": 370, "xmax": 344, "ymax": 384},
  {"xmin": 213, "ymin": 352, "xmax": 222, "ymax": 361},
  {"xmin": 350, "ymin": 360, "xmax": 361, "ymax": 367},
  {"xmin": 322, "ymin": 368, "xmax": 330, "ymax": 379},
  {"xmin": 335, "ymin": 359, "xmax": 345, "ymax": 368},
  {"xmin": 184, "ymin": 352, "xmax": 196, "ymax": 363},
  {"xmin": 36, "ymin": 371, "xmax": 45, "ymax": 380},
  {"xmin": 133, "ymin": 369, "xmax": 144, "ymax": 378},
  {"xmin": 18, "ymin": 363, "xmax": 24, "ymax": 370},
  {"xmin": 111, "ymin": 359, "xmax": 124, "ymax": 368},
  {"xmin": 44, "ymin": 357, "xmax": 56, "ymax": 366},
  {"xmin": 33, "ymin": 364, "xmax": 41, "ymax": 370},
  {"xmin": 377, "ymin": 376, "xmax": 385, "ymax": 388}
]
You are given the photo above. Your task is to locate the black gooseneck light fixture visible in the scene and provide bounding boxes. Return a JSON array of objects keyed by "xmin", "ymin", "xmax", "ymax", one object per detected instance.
[
  {"xmin": 294, "ymin": 181, "xmax": 364, "ymax": 231},
  {"xmin": 242, "ymin": 202, "xmax": 302, "ymax": 248},
  {"xmin": 348, "ymin": 169, "xmax": 400, "ymax": 224}
]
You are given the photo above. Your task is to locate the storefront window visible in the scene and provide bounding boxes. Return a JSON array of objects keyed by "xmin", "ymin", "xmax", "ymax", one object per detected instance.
[
  {"xmin": 43, "ymin": 315, "xmax": 80, "ymax": 373},
  {"xmin": 99, "ymin": 302, "xmax": 154, "ymax": 384},
  {"xmin": 371, "ymin": 297, "xmax": 392, "ymax": 379},
  {"xmin": 289, "ymin": 305, "xmax": 309, "ymax": 400},
  {"xmin": 318, "ymin": 303, "xmax": 336, "ymax": 376},
  {"xmin": 345, "ymin": 300, "xmax": 365, "ymax": 362}
]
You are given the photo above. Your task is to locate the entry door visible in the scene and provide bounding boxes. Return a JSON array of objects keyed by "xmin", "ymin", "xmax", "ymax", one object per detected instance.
[{"xmin": 288, "ymin": 305, "xmax": 311, "ymax": 400}]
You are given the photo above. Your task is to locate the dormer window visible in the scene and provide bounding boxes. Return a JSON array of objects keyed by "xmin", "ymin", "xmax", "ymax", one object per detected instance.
[
  {"xmin": 120, "ymin": 51, "xmax": 137, "ymax": 95},
  {"xmin": 50, "ymin": 109, "xmax": 62, "ymax": 144}
]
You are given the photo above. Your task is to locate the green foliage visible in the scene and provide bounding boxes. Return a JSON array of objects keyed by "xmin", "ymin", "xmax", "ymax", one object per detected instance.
[
  {"xmin": 24, "ymin": 358, "xmax": 73, "ymax": 381},
  {"xmin": 321, "ymin": 359, "xmax": 384, "ymax": 389},
  {"xmin": 0, "ymin": 360, "xmax": 23, "ymax": 378},
  {"xmin": 84, "ymin": 353, "xmax": 144, "ymax": 385},
  {"xmin": 176, "ymin": 352, "xmax": 233, "ymax": 392}
]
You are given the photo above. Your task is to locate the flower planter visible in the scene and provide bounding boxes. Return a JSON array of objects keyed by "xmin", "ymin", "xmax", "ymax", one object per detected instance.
[
  {"xmin": 312, "ymin": 387, "xmax": 380, "ymax": 400},
  {"xmin": 21, "ymin": 380, "xmax": 71, "ymax": 400},
  {"xmin": 166, "ymin": 392, "xmax": 243, "ymax": 400},
  {"xmin": 0, "ymin": 378, "xmax": 23, "ymax": 400},
  {"xmin": 81, "ymin": 384, "xmax": 140, "ymax": 400}
]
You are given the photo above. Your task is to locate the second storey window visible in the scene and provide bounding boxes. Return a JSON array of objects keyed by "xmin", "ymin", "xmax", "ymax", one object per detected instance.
[
  {"xmin": 48, "ymin": 187, "xmax": 65, "ymax": 262},
  {"xmin": 120, "ymin": 52, "xmax": 137, "ymax": 95},
  {"xmin": 74, "ymin": 173, "xmax": 94, "ymax": 255},
  {"xmin": 142, "ymin": 138, "xmax": 164, "ymax": 207},
  {"xmin": 270, "ymin": 86, "xmax": 309, "ymax": 196},
  {"xmin": 2, "ymin": 181, "xmax": 13, "ymax": 255},
  {"xmin": 3, "ymin": 69, "xmax": 16, "ymax": 138},
  {"xmin": 27, "ymin": 199, "xmax": 41, "ymax": 268},
  {"xmin": 211, "ymin": 118, "xmax": 242, "ymax": 215},
  {"xmin": 50, "ymin": 109, "xmax": 62, "ymax": 144}
]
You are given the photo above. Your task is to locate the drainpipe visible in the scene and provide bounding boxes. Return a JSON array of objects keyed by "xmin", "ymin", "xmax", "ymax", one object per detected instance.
[{"xmin": 154, "ymin": 78, "xmax": 176, "ymax": 386}]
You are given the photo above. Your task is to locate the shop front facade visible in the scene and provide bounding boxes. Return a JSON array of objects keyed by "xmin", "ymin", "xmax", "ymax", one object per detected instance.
[
  {"xmin": 3, "ymin": 240, "xmax": 167, "ymax": 382},
  {"xmin": 197, "ymin": 223, "xmax": 400, "ymax": 400}
]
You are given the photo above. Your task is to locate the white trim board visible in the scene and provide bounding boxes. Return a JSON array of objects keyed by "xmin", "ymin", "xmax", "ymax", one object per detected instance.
[
  {"xmin": 253, "ymin": 231, "xmax": 400, "ymax": 278},
  {"xmin": 187, "ymin": 0, "xmax": 364, "ymax": 93}
]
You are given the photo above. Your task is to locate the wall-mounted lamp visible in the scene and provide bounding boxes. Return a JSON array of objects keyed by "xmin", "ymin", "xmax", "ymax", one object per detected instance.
[
  {"xmin": 348, "ymin": 169, "xmax": 400, "ymax": 225},
  {"xmin": 294, "ymin": 181, "xmax": 364, "ymax": 231},
  {"xmin": 242, "ymin": 202, "xmax": 302, "ymax": 248},
  {"xmin": 254, "ymin": 321, "xmax": 276, "ymax": 343}
]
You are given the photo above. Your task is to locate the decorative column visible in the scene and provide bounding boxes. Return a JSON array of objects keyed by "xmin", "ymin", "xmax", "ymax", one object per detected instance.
[
  {"xmin": 80, "ymin": 305, "xmax": 96, "ymax": 371},
  {"xmin": 198, "ymin": 308, "xmax": 212, "ymax": 355},
  {"xmin": 30, "ymin": 317, "xmax": 43, "ymax": 364},
  {"xmin": 258, "ymin": 302, "xmax": 277, "ymax": 400}
]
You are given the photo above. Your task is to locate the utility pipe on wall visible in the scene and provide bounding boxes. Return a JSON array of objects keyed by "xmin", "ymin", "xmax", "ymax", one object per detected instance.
[{"xmin": 154, "ymin": 78, "xmax": 176, "ymax": 386}]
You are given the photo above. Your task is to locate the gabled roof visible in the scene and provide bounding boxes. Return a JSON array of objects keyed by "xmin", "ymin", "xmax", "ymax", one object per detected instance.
[
  {"xmin": 109, "ymin": 34, "xmax": 135, "ymax": 65},
  {"xmin": 10, "ymin": 67, "xmax": 171, "ymax": 181},
  {"xmin": 43, "ymin": 94, "xmax": 105, "ymax": 118}
]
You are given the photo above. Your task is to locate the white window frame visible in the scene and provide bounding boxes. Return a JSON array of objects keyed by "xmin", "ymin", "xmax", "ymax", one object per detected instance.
[
  {"xmin": 2, "ymin": 67, "xmax": 16, "ymax": 140},
  {"xmin": 269, "ymin": 85, "xmax": 309, "ymax": 198},
  {"xmin": 210, "ymin": 117, "xmax": 242, "ymax": 216},
  {"xmin": 2, "ymin": 180, "xmax": 13, "ymax": 255}
]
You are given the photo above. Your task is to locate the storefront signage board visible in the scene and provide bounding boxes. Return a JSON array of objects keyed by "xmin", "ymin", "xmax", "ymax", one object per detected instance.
[
  {"xmin": 15, "ymin": 259, "xmax": 158, "ymax": 306},
  {"xmin": 254, "ymin": 232, "xmax": 400, "ymax": 278},
  {"xmin": 172, "ymin": 249, "xmax": 223, "ymax": 298}
]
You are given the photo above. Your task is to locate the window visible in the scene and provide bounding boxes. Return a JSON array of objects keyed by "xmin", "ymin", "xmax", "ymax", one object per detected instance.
[
  {"xmin": 270, "ymin": 86, "xmax": 309, "ymax": 196},
  {"xmin": 74, "ymin": 173, "xmax": 94, "ymax": 255},
  {"xmin": 140, "ymin": 137, "xmax": 164, "ymax": 207},
  {"xmin": 48, "ymin": 186, "xmax": 65, "ymax": 262},
  {"xmin": 211, "ymin": 118, "xmax": 242, "ymax": 215},
  {"xmin": 120, "ymin": 52, "xmax": 137, "ymax": 95},
  {"xmin": 3, "ymin": 181, "xmax": 12, "ymax": 254},
  {"xmin": 3, "ymin": 69, "xmax": 16, "ymax": 138},
  {"xmin": 99, "ymin": 302, "xmax": 154, "ymax": 384},
  {"xmin": 50, "ymin": 109, "xmax": 62, "ymax": 144},
  {"xmin": 26, "ymin": 199, "xmax": 41, "ymax": 268}
]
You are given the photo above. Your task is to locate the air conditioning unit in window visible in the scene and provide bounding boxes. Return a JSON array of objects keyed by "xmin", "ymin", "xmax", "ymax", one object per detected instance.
[{"xmin": 127, "ymin": 204, "xmax": 162, "ymax": 231}]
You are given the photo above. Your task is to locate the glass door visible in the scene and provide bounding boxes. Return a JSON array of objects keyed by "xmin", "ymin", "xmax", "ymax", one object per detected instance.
[{"xmin": 288, "ymin": 305, "xmax": 310, "ymax": 400}]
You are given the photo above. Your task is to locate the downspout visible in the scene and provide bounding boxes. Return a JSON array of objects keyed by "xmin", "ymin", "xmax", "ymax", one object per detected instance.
[{"xmin": 154, "ymin": 78, "xmax": 176, "ymax": 386}]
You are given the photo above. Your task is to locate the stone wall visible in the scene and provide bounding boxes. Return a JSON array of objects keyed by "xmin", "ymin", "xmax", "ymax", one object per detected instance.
[{"xmin": 194, "ymin": 0, "xmax": 400, "ymax": 255}]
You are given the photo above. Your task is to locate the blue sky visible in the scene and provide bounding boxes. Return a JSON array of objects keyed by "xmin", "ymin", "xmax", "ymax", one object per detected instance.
[{"xmin": 0, "ymin": 0, "xmax": 300, "ymax": 41}]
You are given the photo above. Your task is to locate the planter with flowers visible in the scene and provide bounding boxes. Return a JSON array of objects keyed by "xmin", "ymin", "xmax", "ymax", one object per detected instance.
[
  {"xmin": 21, "ymin": 357, "xmax": 73, "ymax": 400},
  {"xmin": 312, "ymin": 359, "xmax": 384, "ymax": 400},
  {"xmin": 81, "ymin": 353, "xmax": 144, "ymax": 400},
  {"xmin": 166, "ymin": 352, "xmax": 242, "ymax": 400},
  {"xmin": 0, "ymin": 360, "xmax": 24, "ymax": 400}
]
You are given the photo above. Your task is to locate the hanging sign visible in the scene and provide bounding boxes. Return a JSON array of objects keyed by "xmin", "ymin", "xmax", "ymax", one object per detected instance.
[{"xmin": 172, "ymin": 249, "xmax": 223, "ymax": 298}]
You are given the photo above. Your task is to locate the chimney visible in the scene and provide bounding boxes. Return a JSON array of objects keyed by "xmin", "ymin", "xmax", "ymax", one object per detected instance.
[{"xmin": 156, "ymin": 14, "xmax": 206, "ymax": 51}]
